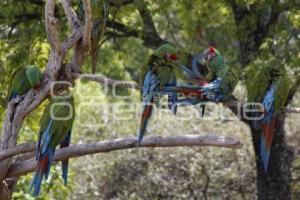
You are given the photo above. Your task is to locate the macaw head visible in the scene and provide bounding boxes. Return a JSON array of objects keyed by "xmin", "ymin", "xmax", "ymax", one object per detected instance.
[
  {"xmin": 26, "ymin": 65, "xmax": 42, "ymax": 89},
  {"xmin": 153, "ymin": 43, "xmax": 178, "ymax": 62},
  {"xmin": 201, "ymin": 47, "xmax": 224, "ymax": 68}
]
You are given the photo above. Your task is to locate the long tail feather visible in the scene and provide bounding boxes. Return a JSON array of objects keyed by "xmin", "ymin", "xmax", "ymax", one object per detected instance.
[
  {"xmin": 30, "ymin": 148, "xmax": 54, "ymax": 196},
  {"xmin": 62, "ymin": 160, "xmax": 69, "ymax": 186},
  {"xmin": 260, "ymin": 118, "xmax": 276, "ymax": 172},
  {"xmin": 200, "ymin": 104, "xmax": 206, "ymax": 118},
  {"xmin": 168, "ymin": 92, "xmax": 177, "ymax": 115},
  {"xmin": 259, "ymin": 84, "xmax": 276, "ymax": 172},
  {"xmin": 30, "ymin": 120, "xmax": 54, "ymax": 196},
  {"xmin": 138, "ymin": 104, "xmax": 153, "ymax": 145},
  {"xmin": 60, "ymin": 132, "xmax": 71, "ymax": 185}
]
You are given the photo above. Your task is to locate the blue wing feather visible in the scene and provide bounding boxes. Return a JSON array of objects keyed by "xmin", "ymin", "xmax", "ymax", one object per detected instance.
[
  {"xmin": 138, "ymin": 71, "xmax": 158, "ymax": 144},
  {"xmin": 31, "ymin": 120, "xmax": 55, "ymax": 196},
  {"xmin": 259, "ymin": 84, "xmax": 275, "ymax": 172}
]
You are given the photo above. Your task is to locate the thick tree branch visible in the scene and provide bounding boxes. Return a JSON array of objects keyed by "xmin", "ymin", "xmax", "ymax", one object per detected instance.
[
  {"xmin": 0, "ymin": 143, "xmax": 35, "ymax": 161},
  {"xmin": 0, "ymin": 0, "xmax": 62, "ymax": 183},
  {"xmin": 61, "ymin": 0, "xmax": 81, "ymax": 29},
  {"xmin": 45, "ymin": 0, "xmax": 60, "ymax": 54},
  {"xmin": 82, "ymin": 0, "xmax": 92, "ymax": 51},
  {"xmin": 0, "ymin": 0, "xmax": 91, "ymax": 186},
  {"xmin": 136, "ymin": 0, "xmax": 158, "ymax": 36},
  {"xmin": 106, "ymin": 19, "xmax": 167, "ymax": 48},
  {"xmin": 6, "ymin": 134, "xmax": 243, "ymax": 178},
  {"xmin": 61, "ymin": 27, "xmax": 84, "ymax": 58}
]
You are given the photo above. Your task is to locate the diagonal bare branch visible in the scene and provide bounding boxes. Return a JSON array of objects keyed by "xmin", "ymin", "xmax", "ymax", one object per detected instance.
[
  {"xmin": 61, "ymin": 27, "xmax": 84, "ymax": 58},
  {"xmin": 0, "ymin": 143, "xmax": 35, "ymax": 161},
  {"xmin": 45, "ymin": 0, "xmax": 61, "ymax": 53},
  {"xmin": 60, "ymin": 0, "xmax": 81, "ymax": 29}
]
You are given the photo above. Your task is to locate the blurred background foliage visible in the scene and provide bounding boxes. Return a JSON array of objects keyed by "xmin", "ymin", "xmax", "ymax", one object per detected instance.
[{"xmin": 0, "ymin": 0, "xmax": 299, "ymax": 199}]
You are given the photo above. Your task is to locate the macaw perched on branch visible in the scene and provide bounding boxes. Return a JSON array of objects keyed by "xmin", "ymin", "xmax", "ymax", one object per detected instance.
[
  {"xmin": 163, "ymin": 47, "xmax": 238, "ymax": 104},
  {"xmin": 138, "ymin": 43, "xmax": 179, "ymax": 144},
  {"xmin": 30, "ymin": 95, "xmax": 75, "ymax": 196},
  {"xmin": 78, "ymin": 0, "xmax": 110, "ymax": 73},
  {"xmin": 7, "ymin": 65, "xmax": 42, "ymax": 101},
  {"xmin": 245, "ymin": 62, "xmax": 290, "ymax": 172},
  {"xmin": 198, "ymin": 47, "xmax": 239, "ymax": 101}
]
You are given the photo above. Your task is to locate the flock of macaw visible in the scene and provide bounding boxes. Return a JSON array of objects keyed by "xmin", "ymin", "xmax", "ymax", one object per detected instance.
[
  {"xmin": 137, "ymin": 45, "xmax": 239, "ymax": 144},
  {"xmin": 4, "ymin": 0, "xmax": 290, "ymax": 196}
]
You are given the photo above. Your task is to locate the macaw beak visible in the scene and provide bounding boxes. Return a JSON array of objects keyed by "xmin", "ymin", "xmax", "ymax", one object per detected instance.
[{"xmin": 205, "ymin": 52, "xmax": 216, "ymax": 65}]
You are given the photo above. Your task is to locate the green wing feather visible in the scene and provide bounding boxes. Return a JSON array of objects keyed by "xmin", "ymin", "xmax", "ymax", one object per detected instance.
[
  {"xmin": 205, "ymin": 49, "xmax": 239, "ymax": 100},
  {"xmin": 139, "ymin": 44, "xmax": 178, "ymax": 89},
  {"xmin": 245, "ymin": 65, "xmax": 271, "ymax": 102},
  {"xmin": 220, "ymin": 65, "xmax": 239, "ymax": 100},
  {"xmin": 245, "ymin": 58, "xmax": 291, "ymax": 113},
  {"xmin": 7, "ymin": 67, "xmax": 31, "ymax": 101},
  {"xmin": 274, "ymin": 74, "xmax": 290, "ymax": 114},
  {"xmin": 40, "ymin": 96, "xmax": 75, "ymax": 148},
  {"xmin": 139, "ymin": 55, "xmax": 153, "ymax": 89}
]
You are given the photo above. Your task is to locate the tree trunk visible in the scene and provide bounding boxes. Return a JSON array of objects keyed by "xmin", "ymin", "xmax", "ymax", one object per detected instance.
[{"xmin": 250, "ymin": 113, "xmax": 294, "ymax": 200}]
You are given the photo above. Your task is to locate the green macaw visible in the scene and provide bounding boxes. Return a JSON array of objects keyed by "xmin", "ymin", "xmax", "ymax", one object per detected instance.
[
  {"xmin": 199, "ymin": 47, "xmax": 239, "ymax": 101},
  {"xmin": 162, "ymin": 47, "xmax": 239, "ymax": 107},
  {"xmin": 245, "ymin": 61, "xmax": 290, "ymax": 172},
  {"xmin": 138, "ymin": 43, "xmax": 179, "ymax": 144},
  {"xmin": 31, "ymin": 94, "xmax": 75, "ymax": 196},
  {"xmin": 7, "ymin": 65, "xmax": 42, "ymax": 101},
  {"xmin": 78, "ymin": 0, "xmax": 109, "ymax": 73}
]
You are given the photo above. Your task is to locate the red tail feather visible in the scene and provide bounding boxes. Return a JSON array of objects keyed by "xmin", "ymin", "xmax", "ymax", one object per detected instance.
[
  {"xmin": 261, "ymin": 118, "xmax": 276, "ymax": 149},
  {"xmin": 37, "ymin": 156, "xmax": 49, "ymax": 173},
  {"xmin": 141, "ymin": 104, "xmax": 153, "ymax": 121}
]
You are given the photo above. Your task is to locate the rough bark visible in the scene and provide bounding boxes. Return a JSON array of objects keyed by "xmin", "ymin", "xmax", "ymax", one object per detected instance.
[
  {"xmin": 252, "ymin": 113, "xmax": 294, "ymax": 200},
  {"xmin": 0, "ymin": 0, "xmax": 92, "ymax": 198},
  {"xmin": 228, "ymin": 1, "xmax": 298, "ymax": 199}
]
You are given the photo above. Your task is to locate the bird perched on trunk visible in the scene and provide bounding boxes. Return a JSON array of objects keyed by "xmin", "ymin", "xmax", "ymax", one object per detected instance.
[
  {"xmin": 30, "ymin": 94, "xmax": 75, "ymax": 196},
  {"xmin": 7, "ymin": 65, "xmax": 42, "ymax": 101},
  {"xmin": 78, "ymin": 0, "xmax": 109, "ymax": 73},
  {"xmin": 245, "ymin": 61, "xmax": 290, "ymax": 172},
  {"xmin": 138, "ymin": 43, "xmax": 179, "ymax": 144}
]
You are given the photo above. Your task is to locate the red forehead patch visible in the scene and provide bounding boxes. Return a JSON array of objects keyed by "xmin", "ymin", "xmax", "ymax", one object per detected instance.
[{"xmin": 209, "ymin": 47, "xmax": 215, "ymax": 54}]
